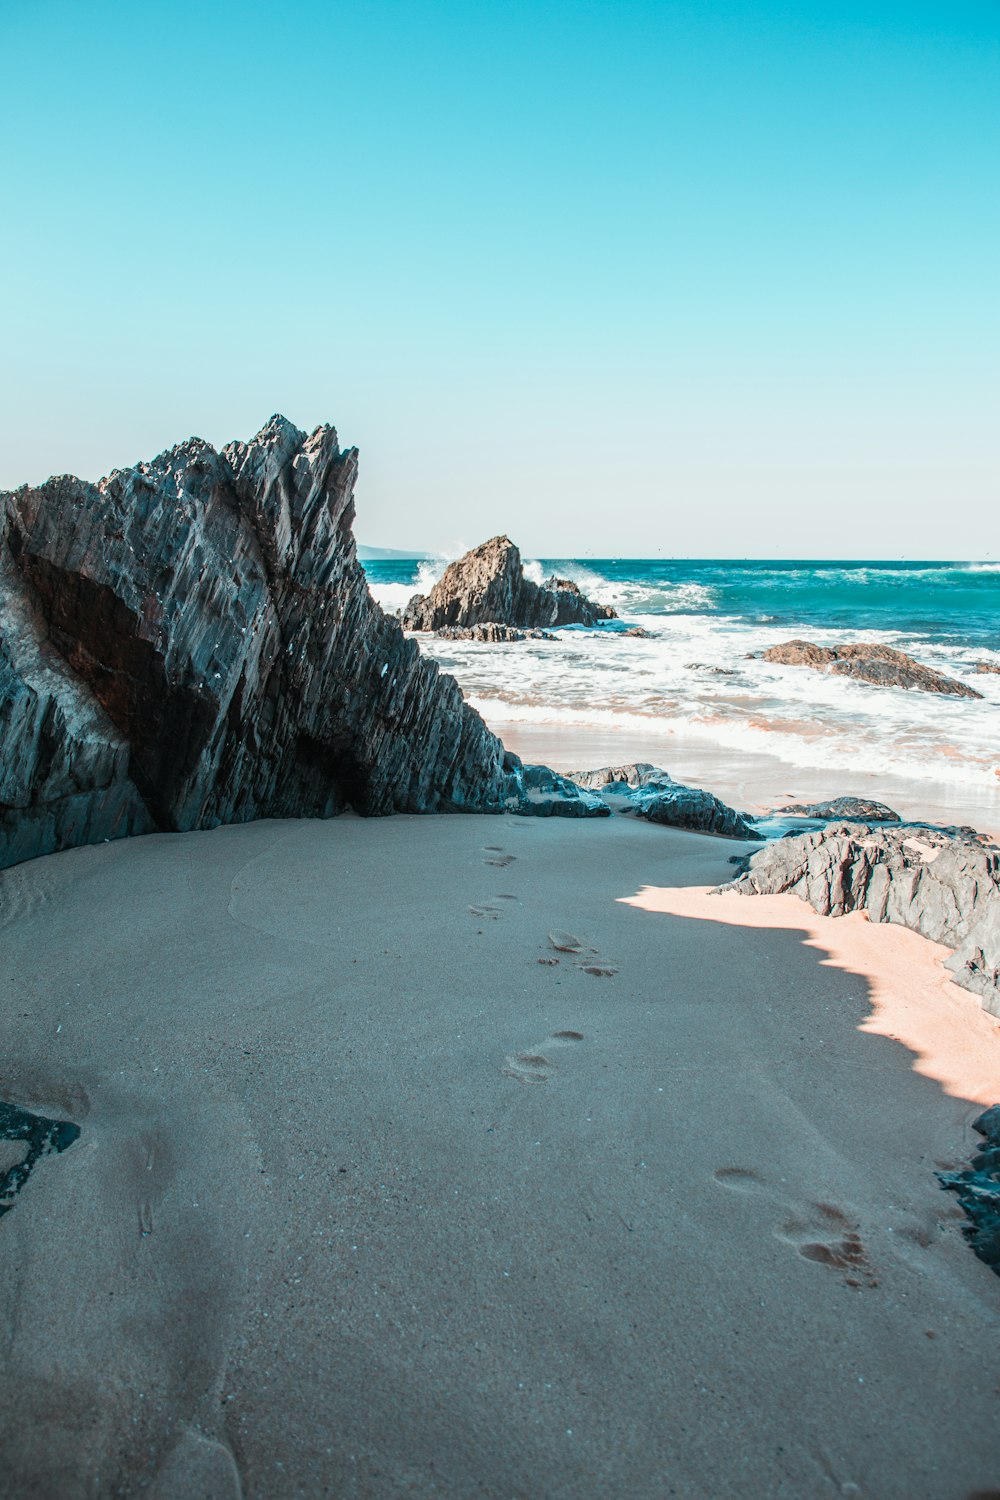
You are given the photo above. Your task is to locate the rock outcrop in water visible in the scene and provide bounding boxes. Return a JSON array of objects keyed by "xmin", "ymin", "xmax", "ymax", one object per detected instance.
[
  {"xmin": 567, "ymin": 764, "xmax": 761, "ymax": 840},
  {"xmin": 759, "ymin": 640, "xmax": 982, "ymax": 698},
  {"xmin": 0, "ymin": 416, "xmax": 604, "ymax": 872},
  {"xmin": 402, "ymin": 535, "xmax": 616, "ymax": 632},
  {"xmin": 779, "ymin": 797, "xmax": 901, "ymax": 823},
  {"xmin": 725, "ymin": 822, "xmax": 1000, "ymax": 1011}
]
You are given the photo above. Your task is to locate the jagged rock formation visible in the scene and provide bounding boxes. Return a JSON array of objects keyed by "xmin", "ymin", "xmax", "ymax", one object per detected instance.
[
  {"xmin": 402, "ymin": 536, "xmax": 616, "ymax": 632},
  {"xmin": 435, "ymin": 624, "xmax": 555, "ymax": 643},
  {"xmin": 759, "ymin": 640, "xmax": 982, "ymax": 698},
  {"xmin": 779, "ymin": 797, "xmax": 901, "ymax": 823},
  {"xmin": 567, "ymin": 763, "xmax": 761, "ymax": 840},
  {"xmin": 0, "ymin": 416, "xmax": 604, "ymax": 872},
  {"xmin": 725, "ymin": 822, "xmax": 1000, "ymax": 1012}
]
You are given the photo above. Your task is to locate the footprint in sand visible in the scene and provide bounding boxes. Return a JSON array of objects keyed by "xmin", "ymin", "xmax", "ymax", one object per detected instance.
[
  {"xmin": 483, "ymin": 846, "xmax": 516, "ymax": 868},
  {"xmin": 502, "ymin": 1030, "xmax": 585, "ymax": 1084},
  {"xmin": 778, "ymin": 1203, "xmax": 874, "ymax": 1283},
  {"xmin": 546, "ymin": 931, "xmax": 618, "ymax": 978},
  {"xmin": 469, "ymin": 894, "xmax": 520, "ymax": 923},
  {"xmin": 713, "ymin": 1168, "xmax": 876, "ymax": 1287},
  {"xmin": 469, "ymin": 902, "xmax": 504, "ymax": 921}
]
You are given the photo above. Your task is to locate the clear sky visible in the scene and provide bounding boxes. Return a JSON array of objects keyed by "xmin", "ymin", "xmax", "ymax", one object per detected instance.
[{"xmin": 2, "ymin": 0, "xmax": 997, "ymax": 557}]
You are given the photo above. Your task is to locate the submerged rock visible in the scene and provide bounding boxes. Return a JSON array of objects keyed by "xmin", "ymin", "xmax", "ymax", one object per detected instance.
[
  {"xmin": 759, "ymin": 640, "xmax": 982, "ymax": 698},
  {"xmin": 0, "ymin": 417, "xmax": 607, "ymax": 872},
  {"xmin": 566, "ymin": 764, "xmax": 761, "ymax": 840},
  {"xmin": 725, "ymin": 822, "xmax": 1000, "ymax": 1011},
  {"xmin": 779, "ymin": 797, "xmax": 901, "ymax": 823},
  {"xmin": 402, "ymin": 535, "xmax": 616, "ymax": 632}
]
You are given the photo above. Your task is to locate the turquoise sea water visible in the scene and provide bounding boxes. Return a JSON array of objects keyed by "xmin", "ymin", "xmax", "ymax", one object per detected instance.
[{"xmin": 364, "ymin": 558, "xmax": 1000, "ymax": 795}]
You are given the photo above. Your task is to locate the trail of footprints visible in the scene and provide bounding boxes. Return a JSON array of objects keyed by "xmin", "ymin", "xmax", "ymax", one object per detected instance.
[
  {"xmin": 473, "ymin": 848, "xmax": 618, "ymax": 977},
  {"xmin": 472, "ymin": 847, "xmax": 614, "ymax": 1084},
  {"xmin": 714, "ymin": 1167, "xmax": 878, "ymax": 1288}
]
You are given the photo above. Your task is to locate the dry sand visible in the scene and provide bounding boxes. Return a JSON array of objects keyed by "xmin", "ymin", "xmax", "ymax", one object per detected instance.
[{"xmin": 1, "ymin": 812, "xmax": 999, "ymax": 1499}]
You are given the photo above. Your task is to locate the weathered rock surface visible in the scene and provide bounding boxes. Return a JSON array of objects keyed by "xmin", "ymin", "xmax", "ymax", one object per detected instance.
[
  {"xmin": 975, "ymin": 661, "xmax": 1000, "ymax": 675},
  {"xmin": 402, "ymin": 535, "xmax": 616, "ymax": 632},
  {"xmin": 725, "ymin": 822, "xmax": 1000, "ymax": 1011},
  {"xmin": 0, "ymin": 416, "xmax": 604, "ymax": 872},
  {"xmin": 779, "ymin": 797, "xmax": 901, "ymax": 823},
  {"xmin": 435, "ymin": 623, "xmax": 555, "ymax": 643},
  {"xmin": 759, "ymin": 640, "xmax": 982, "ymax": 698},
  {"xmin": 567, "ymin": 763, "xmax": 761, "ymax": 840},
  {"xmin": 507, "ymin": 761, "xmax": 610, "ymax": 818}
]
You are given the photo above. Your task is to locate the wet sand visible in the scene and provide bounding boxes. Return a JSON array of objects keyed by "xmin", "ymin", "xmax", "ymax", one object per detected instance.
[
  {"xmin": 1, "ymin": 813, "xmax": 999, "ymax": 1498},
  {"xmin": 498, "ymin": 722, "xmax": 1000, "ymax": 835}
]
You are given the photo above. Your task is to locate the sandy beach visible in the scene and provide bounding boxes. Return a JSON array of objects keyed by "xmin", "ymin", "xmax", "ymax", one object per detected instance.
[{"xmin": 2, "ymin": 812, "xmax": 999, "ymax": 1499}]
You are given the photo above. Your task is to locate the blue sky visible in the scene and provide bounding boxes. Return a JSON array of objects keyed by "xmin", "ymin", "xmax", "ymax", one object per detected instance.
[{"xmin": 2, "ymin": 0, "xmax": 997, "ymax": 555}]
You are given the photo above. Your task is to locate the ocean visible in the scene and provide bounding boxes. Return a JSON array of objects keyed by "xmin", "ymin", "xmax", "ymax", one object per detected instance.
[{"xmin": 363, "ymin": 557, "xmax": 1000, "ymax": 825}]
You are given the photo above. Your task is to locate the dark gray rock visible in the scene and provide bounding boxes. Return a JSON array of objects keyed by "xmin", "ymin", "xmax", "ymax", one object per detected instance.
[
  {"xmin": 568, "ymin": 762, "xmax": 663, "ymax": 791},
  {"xmin": 402, "ymin": 535, "xmax": 616, "ymax": 632},
  {"xmin": 0, "ymin": 416, "xmax": 608, "ymax": 872},
  {"xmin": 780, "ymin": 797, "xmax": 901, "ymax": 823},
  {"xmin": 0, "ymin": 1100, "xmax": 81, "ymax": 1217},
  {"xmin": 566, "ymin": 764, "xmax": 761, "ymax": 840},
  {"xmin": 725, "ymin": 822, "xmax": 1000, "ymax": 1011},
  {"xmin": 936, "ymin": 1105, "xmax": 1000, "ymax": 1274},
  {"xmin": 435, "ymin": 623, "xmax": 555, "ymax": 643},
  {"xmin": 759, "ymin": 640, "xmax": 982, "ymax": 698},
  {"xmin": 507, "ymin": 761, "xmax": 610, "ymax": 818}
]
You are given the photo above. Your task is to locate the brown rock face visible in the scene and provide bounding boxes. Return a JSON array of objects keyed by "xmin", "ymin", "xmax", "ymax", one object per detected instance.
[
  {"xmin": 402, "ymin": 535, "xmax": 616, "ymax": 632},
  {"xmin": 761, "ymin": 640, "xmax": 982, "ymax": 698},
  {"xmin": 0, "ymin": 417, "xmax": 604, "ymax": 871}
]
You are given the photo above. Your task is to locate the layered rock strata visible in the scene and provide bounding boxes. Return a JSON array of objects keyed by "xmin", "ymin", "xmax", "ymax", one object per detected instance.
[
  {"xmin": 567, "ymin": 763, "xmax": 761, "ymax": 840},
  {"xmin": 0, "ymin": 416, "xmax": 603, "ymax": 871},
  {"xmin": 725, "ymin": 822, "xmax": 1000, "ymax": 1011},
  {"xmin": 760, "ymin": 640, "xmax": 982, "ymax": 698},
  {"xmin": 402, "ymin": 535, "xmax": 616, "ymax": 632}
]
